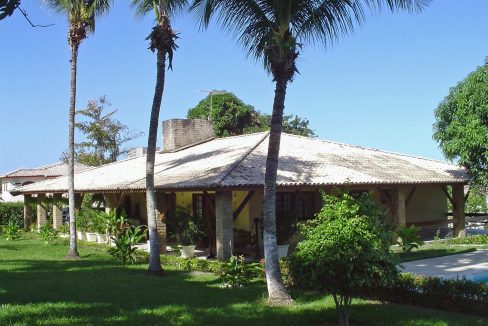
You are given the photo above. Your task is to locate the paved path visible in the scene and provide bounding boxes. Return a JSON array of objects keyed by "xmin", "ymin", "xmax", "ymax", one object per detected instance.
[{"xmin": 402, "ymin": 250, "xmax": 488, "ymax": 280}]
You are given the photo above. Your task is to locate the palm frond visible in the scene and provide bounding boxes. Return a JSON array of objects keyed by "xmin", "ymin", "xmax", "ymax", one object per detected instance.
[{"xmin": 131, "ymin": 0, "xmax": 189, "ymax": 19}]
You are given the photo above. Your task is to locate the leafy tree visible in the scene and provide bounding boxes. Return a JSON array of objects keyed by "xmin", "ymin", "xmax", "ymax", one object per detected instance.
[
  {"xmin": 188, "ymin": 91, "xmax": 316, "ymax": 137},
  {"xmin": 43, "ymin": 0, "xmax": 112, "ymax": 259},
  {"xmin": 433, "ymin": 59, "xmax": 488, "ymax": 188},
  {"xmin": 131, "ymin": 0, "xmax": 188, "ymax": 274},
  {"xmin": 290, "ymin": 192, "xmax": 398, "ymax": 326},
  {"xmin": 191, "ymin": 0, "xmax": 428, "ymax": 303},
  {"xmin": 60, "ymin": 96, "xmax": 142, "ymax": 166}
]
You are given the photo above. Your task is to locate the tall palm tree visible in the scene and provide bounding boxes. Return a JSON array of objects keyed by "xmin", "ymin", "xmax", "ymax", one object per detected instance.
[
  {"xmin": 191, "ymin": 0, "xmax": 429, "ymax": 303},
  {"xmin": 131, "ymin": 0, "xmax": 188, "ymax": 274},
  {"xmin": 43, "ymin": 0, "xmax": 111, "ymax": 259}
]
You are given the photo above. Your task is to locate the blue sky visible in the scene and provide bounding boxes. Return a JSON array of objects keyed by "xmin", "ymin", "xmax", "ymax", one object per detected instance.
[{"xmin": 1, "ymin": 1, "xmax": 487, "ymax": 173}]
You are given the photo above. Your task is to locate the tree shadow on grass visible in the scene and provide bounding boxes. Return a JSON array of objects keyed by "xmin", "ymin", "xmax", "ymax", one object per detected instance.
[{"xmin": 0, "ymin": 259, "xmax": 486, "ymax": 326}]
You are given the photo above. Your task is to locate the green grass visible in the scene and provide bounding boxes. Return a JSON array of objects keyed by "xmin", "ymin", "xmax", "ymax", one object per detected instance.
[
  {"xmin": 0, "ymin": 235, "xmax": 486, "ymax": 326},
  {"xmin": 394, "ymin": 244, "xmax": 479, "ymax": 263}
]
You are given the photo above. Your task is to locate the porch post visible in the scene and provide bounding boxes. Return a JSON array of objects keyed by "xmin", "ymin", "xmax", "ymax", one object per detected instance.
[
  {"xmin": 216, "ymin": 190, "xmax": 233, "ymax": 261},
  {"xmin": 452, "ymin": 184, "xmax": 466, "ymax": 238},
  {"xmin": 155, "ymin": 194, "xmax": 167, "ymax": 253},
  {"xmin": 104, "ymin": 193, "xmax": 118, "ymax": 214},
  {"xmin": 23, "ymin": 194, "xmax": 33, "ymax": 231},
  {"xmin": 390, "ymin": 187, "xmax": 406, "ymax": 231},
  {"xmin": 52, "ymin": 193, "xmax": 63, "ymax": 229},
  {"xmin": 36, "ymin": 194, "xmax": 47, "ymax": 229}
]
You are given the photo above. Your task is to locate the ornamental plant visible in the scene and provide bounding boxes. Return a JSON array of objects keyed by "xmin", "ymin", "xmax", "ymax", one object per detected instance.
[
  {"xmin": 395, "ymin": 225, "xmax": 424, "ymax": 252},
  {"xmin": 2, "ymin": 218, "xmax": 22, "ymax": 240},
  {"xmin": 39, "ymin": 224, "xmax": 58, "ymax": 245},
  {"xmin": 108, "ymin": 225, "xmax": 147, "ymax": 264},
  {"xmin": 219, "ymin": 255, "xmax": 263, "ymax": 288},
  {"xmin": 290, "ymin": 191, "xmax": 398, "ymax": 326}
]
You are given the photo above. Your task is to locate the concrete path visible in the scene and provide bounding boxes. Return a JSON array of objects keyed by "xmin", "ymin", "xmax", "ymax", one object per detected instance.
[{"xmin": 402, "ymin": 249, "xmax": 488, "ymax": 280}]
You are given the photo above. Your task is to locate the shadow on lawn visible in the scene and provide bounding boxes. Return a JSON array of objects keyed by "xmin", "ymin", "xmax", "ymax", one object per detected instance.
[{"xmin": 1, "ymin": 259, "xmax": 486, "ymax": 326}]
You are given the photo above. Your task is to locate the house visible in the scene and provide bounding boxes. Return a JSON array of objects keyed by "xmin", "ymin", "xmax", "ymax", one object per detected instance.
[
  {"xmin": 14, "ymin": 119, "xmax": 469, "ymax": 261},
  {"xmin": 0, "ymin": 162, "xmax": 88, "ymax": 202}
]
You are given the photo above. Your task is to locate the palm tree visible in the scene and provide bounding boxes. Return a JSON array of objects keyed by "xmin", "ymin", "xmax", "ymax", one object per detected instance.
[
  {"xmin": 131, "ymin": 0, "xmax": 188, "ymax": 274},
  {"xmin": 191, "ymin": 0, "xmax": 430, "ymax": 303},
  {"xmin": 43, "ymin": 0, "xmax": 111, "ymax": 259}
]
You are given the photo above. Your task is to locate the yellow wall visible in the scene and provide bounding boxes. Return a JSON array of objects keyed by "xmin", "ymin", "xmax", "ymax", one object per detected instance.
[{"xmin": 406, "ymin": 185, "xmax": 447, "ymax": 224}]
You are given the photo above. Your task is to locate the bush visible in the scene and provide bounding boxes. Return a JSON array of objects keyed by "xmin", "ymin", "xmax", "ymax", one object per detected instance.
[
  {"xmin": 362, "ymin": 273, "xmax": 488, "ymax": 316},
  {"xmin": 219, "ymin": 255, "xmax": 263, "ymax": 288},
  {"xmin": 290, "ymin": 191, "xmax": 397, "ymax": 326},
  {"xmin": 2, "ymin": 218, "xmax": 22, "ymax": 240},
  {"xmin": 0, "ymin": 202, "xmax": 24, "ymax": 228},
  {"xmin": 39, "ymin": 224, "xmax": 58, "ymax": 245},
  {"xmin": 107, "ymin": 225, "xmax": 146, "ymax": 264},
  {"xmin": 395, "ymin": 225, "xmax": 424, "ymax": 252},
  {"xmin": 160, "ymin": 255, "xmax": 223, "ymax": 274}
]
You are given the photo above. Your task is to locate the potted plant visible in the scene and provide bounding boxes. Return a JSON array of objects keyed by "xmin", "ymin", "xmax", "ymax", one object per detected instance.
[
  {"xmin": 76, "ymin": 209, "xmax": 90, "ymax": 241},
  {"xmin": 178, "ymin": 220, "xmax": 201, "ymax": 258},
  {"xmin": 58, "ymin": 223, "xmax": 70, "ymax": 238},
  {"xmin": 95, "ymin": 211, "xmax": 108, "ymax": 244},
  {"xmin": 276, "ymin": 212, "xmax": 297, "ymax": 258}
]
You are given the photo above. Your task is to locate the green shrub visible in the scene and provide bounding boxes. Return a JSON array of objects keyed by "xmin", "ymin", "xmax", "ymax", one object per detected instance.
[
  {"xmin": 447, "ymin": 235, "xmax": 488, "ymax": 245},
  {"xmin": 107, "ymin": 225, "xmax": 146, "ymax": 264},
  {"xmin": 178, "ymin": 220, "xmax": 202, "ymax": 246},
  {"xmin": 395, "ymin": 225, "xmax": 424, "ymax": 252},
  {"xmin": 362, "ymin": 273, "xmax": 488, "ymax": 316},
  {"xmin": 290, "ymin": 191, "xmax": 397, "ymax": 326},
  {"xmin": 39, "ymin": 224, "xmax": 58, "ymax": 245},
  {"xmin": 58, "ymin": 223, "xmax": 69, "ymax": 234},
  {"xmin": 160, "ymin": 255, "xmax": 223, "ymax": 274},
  {"xmin": 0, "ymin": 202, "xmax": 24, "ymax": 228},
  {"xmin": 2, "ymin": 218, "xmax": 22, "ymax": 240},
  {"xmin": 219, "ymin": 255, "xmax": 263, "ymax": 288}
]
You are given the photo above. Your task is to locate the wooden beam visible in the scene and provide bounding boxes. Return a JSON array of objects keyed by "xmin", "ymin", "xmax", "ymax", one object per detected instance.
[
  {"xmin": 440, "ymin": 186, "xmax": 456, "ymax": 209},
  {"xmin": 405, "ymin": 187, "xmax": 416, "ymax": 207},
  {"xmin": 377, "ymin": 188, "xmax": 392, "ymax": 206},
  {"xmin": 464, "ymin": 188, "xmax": 470, "ymax": 201},
  {"xmin": 233, "ymin": 191, "xmax": 255, "ymax": 221}
]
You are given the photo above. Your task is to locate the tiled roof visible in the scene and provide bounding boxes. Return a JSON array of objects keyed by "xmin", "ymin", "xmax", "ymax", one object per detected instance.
[
  {"xmin": 15, "ymin": 132, "xmax": 468, "ymax": 194},
  {"xmin": 1, "ymin": 162, "xmax": 89, "ymax": 178}
]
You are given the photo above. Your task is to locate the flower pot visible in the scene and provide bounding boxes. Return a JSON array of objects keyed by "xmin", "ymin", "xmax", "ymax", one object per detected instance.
[
  {"xmin": 59, "ymin": 233, "xmax": 69, "ymax": 239},
  {"xmin": 277, "ymin": 244, "xmax": 289, "ymax": 258},
  {"xmin": 85, "ymin": 232, "xmax": 97, "ymax": 242},
  {"xmin": 181, "ymin": 245, "xmax": 196, "ymax": 258},
  {"xmin": 77, "ymin": 231, "xmax": 85, "ymax": 241},
  {"xmin": 97, "ymin": 233, "xmax": 107, "ymax": 244}
]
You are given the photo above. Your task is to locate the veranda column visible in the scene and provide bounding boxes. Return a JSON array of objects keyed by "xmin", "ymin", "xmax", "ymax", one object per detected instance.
[
  {"xmin": 215, "ymin": 190, "xmax": 233, "ymax": 261},
  {"xmin": 452, "ymin": 184, "xmax": 466, "ymax": 238},
  {"xmin": 36, "ymin": 194, "xmax": 47, "ymax": 229},
  {"xmin": 394, "ymin": 187, "xmax": 407, "ymax": 229},
  {"xmin": 52, "ymin": 193, "xmax": 63, "ymax": 229},
  {"xmin": 104, "ymin": 193, "xmax": 118, "ymax": 214},
  {"xmin": 155, "ymin": 193, "xmax": 167, "ymax": 253},
  {"xmin": 23, "ymin": 194, "xmax": 33, "ymax": 231}
]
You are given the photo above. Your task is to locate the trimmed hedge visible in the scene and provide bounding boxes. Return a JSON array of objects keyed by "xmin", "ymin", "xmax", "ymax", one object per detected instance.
[
  {"xmin": 447, "ymin": 235, "xmax": 488, "ymax": 245},
  {"xmin": 0, "ymin": 202, "xmax": 24, "ymax": 227},
  {"xmin": 361, "ymin": 273, "xmax": 488, "ymax": 316}
]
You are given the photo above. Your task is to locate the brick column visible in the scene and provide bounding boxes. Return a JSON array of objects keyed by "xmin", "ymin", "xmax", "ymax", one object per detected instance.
[
  {"xmin": 23, "ymin": 194, "xmax": 33, "ymax": 231},
  {"xmin": 52, "ymin": 193, "xmax": 63, "ymax": 229},
  {"xmin": 216, "ymin": 190, "xmax": 233, "ymax": 261},
  {"xmin": 155, "ymin": 194, "xmax": 167, "ymax": 253},
  {"xmin": 36, "ymin": 194, "xmax": 47, "ymax": 229},
  {"xmin": 452, "ymin": 184, "xmax": 466, "ymax": 238},
  {"xmin": 393, "ymin": 187, "xmax": 407, "ymax": 230},
  {"xmin": 104, "ymin": 193, "xmax": 118, "ymax": 214}
]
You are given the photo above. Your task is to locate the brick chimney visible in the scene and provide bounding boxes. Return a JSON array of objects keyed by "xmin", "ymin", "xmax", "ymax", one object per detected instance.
[{"xmin": 162, "ymin": 119, "xmax": 214, "ymax": 152}]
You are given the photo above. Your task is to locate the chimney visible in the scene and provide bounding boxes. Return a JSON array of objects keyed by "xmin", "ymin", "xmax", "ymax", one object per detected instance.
[{"xmin": 162, "ymin": 119, "xmax": 214, "ymax": 152}]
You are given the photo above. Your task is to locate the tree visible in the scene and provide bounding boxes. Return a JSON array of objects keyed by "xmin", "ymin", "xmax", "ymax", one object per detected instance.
[
  {"xmin": 433, "ymin": 59, "xmax": 488, "ymax": 188},
  {"xmin": 60, "ymin": 96, "xmax": 142, "ymax": 166},
  {"xmin": 43, "ymin": 0, "xmax": 112, "ymax": 259},
  {"xmin": 131, "ymin": 0, "xmax": 188, "ymax": 274},
  {"xmin": 0, "ymin": 0, "xmax": 19, "ymax": 20},
  {"xmin": 191, "ymin": 0, "xmax": 428, "ymax": 303},
  {"xmin": 290, "ymin": 192, "xmax": 398, "ymax": 326},
  {"xmin": 187, "ymin": 91, "xmax": 316, "ymax": 137}
]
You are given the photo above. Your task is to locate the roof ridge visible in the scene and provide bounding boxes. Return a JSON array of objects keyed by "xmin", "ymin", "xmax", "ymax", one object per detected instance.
[
  {"xmin": 282, "ymin": 133, "xmax": 457, "ymax": 166},
  {"xmin": 216, "ymin": 131, "xmax": 270, "ymax": 186}
]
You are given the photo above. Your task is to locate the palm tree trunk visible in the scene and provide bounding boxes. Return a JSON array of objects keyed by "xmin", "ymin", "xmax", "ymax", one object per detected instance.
[
  {"xmin": 66, "ymin": 43, "xmax": 80, "ymax": 259},
  {"xmin": 146, "ymin": 49, "xmax": 166, "ymax": 274},
  {"xmin": 263, "ymin": 77, "xmax": 292, "ymax": 303}
]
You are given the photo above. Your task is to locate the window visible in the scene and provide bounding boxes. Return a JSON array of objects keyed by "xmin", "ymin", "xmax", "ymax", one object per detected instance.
[{"xmin": 276, "ymin": 191, "xmax": 317, "ymax": 220}]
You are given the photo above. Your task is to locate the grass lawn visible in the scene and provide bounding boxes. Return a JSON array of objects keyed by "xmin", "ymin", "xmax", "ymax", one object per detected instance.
[{"xmin": 1, "ymin": 235, "xmax": 487, "ymax": 326}]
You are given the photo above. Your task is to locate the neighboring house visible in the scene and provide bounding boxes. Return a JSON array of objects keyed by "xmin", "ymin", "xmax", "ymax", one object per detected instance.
[
  {"xmin": 14, "ymin": 119, "xmax": 469, "ymax": 261},
  {"xmin": 1, "ymin": 162, "xmax": 89, "ymax": 202}
]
